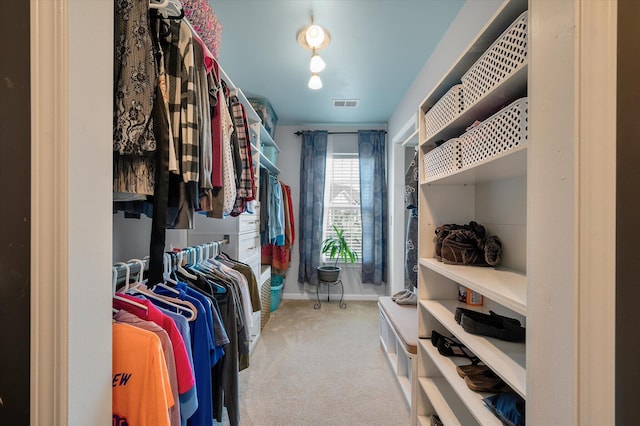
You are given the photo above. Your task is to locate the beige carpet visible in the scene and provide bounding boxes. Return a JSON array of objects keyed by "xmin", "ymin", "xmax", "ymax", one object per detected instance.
[{"xmin": 223, "ymin": 299, "xmax": 411, "ymax": 426}]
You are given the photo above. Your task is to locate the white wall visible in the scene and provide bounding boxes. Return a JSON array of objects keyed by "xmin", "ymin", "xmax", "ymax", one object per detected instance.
[
  {"xmin": 68, "ymin": 0, "xmax": 113, "ymax": 423},
  {"xmin": 386, "ymin": 0, "xmax": 505, "ymax": 296},
  {"xmin": 113, "ymin": 213, "xmax": 189, "ymax": 262},
  {"xmin": 274, "ymin": 125, "xmax": 388, "ymax": 301}
]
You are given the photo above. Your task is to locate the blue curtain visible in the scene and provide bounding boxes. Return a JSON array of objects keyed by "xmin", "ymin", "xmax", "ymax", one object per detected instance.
[
  {"xmin": 358, "ymin": 130, "xmax": 387, "ymax": 285},
  {"xmin": 298, "ymin": 130, "xmax": 328, "ymax": 285}
]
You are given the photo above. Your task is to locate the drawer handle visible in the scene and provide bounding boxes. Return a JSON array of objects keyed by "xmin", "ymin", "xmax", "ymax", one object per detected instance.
[{"xmin": 247, "ymin": 246, "xmax": 257, "ymax": 250}]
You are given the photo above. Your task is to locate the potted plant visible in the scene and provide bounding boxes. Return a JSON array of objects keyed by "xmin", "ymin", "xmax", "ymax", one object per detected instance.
[{"xmin": 317, "ymin": 225, "xmax": 359, "ymax": 282}]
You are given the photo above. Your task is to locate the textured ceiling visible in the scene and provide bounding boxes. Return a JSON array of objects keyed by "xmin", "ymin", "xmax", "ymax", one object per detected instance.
[{"xmin": 211, "ymin": 0, "xmax": 465, "ymax": 126}]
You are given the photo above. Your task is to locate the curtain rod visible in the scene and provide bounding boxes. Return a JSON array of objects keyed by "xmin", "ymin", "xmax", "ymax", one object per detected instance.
[{"xmin": 294, "ymin": 131, "xmax": 387, "ymax": 136}]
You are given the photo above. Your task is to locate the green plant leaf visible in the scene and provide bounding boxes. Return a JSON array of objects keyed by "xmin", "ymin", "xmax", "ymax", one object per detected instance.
[{"xmin": 320, "ymin": 224, "xmax": 358, "ymax": 267}]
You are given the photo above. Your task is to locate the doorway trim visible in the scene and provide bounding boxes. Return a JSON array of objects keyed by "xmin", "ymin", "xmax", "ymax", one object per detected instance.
[{"xmin": 30, "ymin": 0, "xmax": 70, "ymax": 424}]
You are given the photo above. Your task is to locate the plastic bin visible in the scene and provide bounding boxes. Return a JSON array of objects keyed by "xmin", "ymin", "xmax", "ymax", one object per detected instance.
[
  {"xmin": 270, "ymin": 283, "xmax": 284, "ymax": 312},
  {"xmin": 249, "ymin": 97, "xmax": 278, "ymax": 138},
  {"xmin": 262, "ymin": 145, "xmax": 278, "ymax": 164}
]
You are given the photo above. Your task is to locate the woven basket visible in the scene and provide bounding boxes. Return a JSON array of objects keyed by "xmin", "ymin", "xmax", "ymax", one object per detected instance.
[
  {"xmin": 423, "ymin": 138, "xmax": 462, "ymax": 180},
  {"xmin": 461, "ymin": 11, "xmax": 528, "ymax": 108},
  {"xmin": 260, "ymin": 277, "xmax": 271, "ymax": 330},
  {"xmin": 459, "ymin": 97, "xmax": 528, "ymax": 168},
  {"xmin": 424, "ymin": 84, "xmax": 465, "ymax": 140}
]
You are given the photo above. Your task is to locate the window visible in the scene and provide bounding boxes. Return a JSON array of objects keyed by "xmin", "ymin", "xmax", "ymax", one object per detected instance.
[{"xmin": 323, "ymin": 152, "xmax": 362, "ymax": 262}]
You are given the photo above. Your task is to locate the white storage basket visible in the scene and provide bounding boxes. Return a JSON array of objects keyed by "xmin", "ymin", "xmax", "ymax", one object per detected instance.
[
  {"xmin": 424, "ymin": 84, "xmax": 465, "ymax": 140},
  {"xmin": 459, "ymin": 97, "xmax": 528, "ymax": 168},
  {"xmin": 461, "ymin": 11, "xmax": 528, "ymax": 108},
  {"xmin": 423, "ymin": 138, "xmax": 462, "ymax": 180}
]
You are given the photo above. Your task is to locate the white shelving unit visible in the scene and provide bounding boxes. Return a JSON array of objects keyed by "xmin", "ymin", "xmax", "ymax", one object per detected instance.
[
  {"xmin": 421, "ymin": 300, "xmax": 526, "ymax": 397},
  {"xmin": 420, "ymin": 259, "xmax": 526, "ymax": 316},
  {"xmin": 248, "ymin": 124, "xmax": 280, "ymax": 176},
  {"xmin": 421, "ymin": 342, "xmax": 500, "ymax": 425},
  {"xmin": 219, "ymin": 64, "xmax": 281, "ymax": 176},
  {"xmin": 415, "ymin": 0, "xmax": 529, "ymax": 424}
]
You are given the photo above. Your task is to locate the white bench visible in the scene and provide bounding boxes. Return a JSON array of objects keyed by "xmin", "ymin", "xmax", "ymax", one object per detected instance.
[{"xmin": 378, "ymin": 296, "xmax": 418, "ymax": 410}]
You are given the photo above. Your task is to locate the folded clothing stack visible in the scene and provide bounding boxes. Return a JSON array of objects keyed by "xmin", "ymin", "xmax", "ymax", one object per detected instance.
[{"xmin": 455, "ymin": 307, "xmax": 525, "ymax": 342}]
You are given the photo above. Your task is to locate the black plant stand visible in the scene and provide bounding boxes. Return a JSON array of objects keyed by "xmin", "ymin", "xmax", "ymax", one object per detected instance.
[{"xmin": 314, "ymin": 279, "xmax": 346, "ymax": 309}]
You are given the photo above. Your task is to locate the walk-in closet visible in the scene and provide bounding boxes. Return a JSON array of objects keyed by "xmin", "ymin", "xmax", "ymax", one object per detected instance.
[{"xmin": 2, "ymin": 0, "xmax": 638, "ymax": 425}]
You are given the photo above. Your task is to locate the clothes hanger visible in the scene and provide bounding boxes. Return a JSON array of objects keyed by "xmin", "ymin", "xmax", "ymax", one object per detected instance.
[
  {"xmin": 112, "ymin": 262, "xmax": 148, "ymax": 312},
  {"xmin": 154, "ymin": 253, "xmax": 182, "ymax": 295},
  {"xmin": 126, "ymin": 258, "xmax": 197, "ymax": 321},
  {"xmin": 126, "ymin": 258, "xmax": 148, "ymax": 290},
  {"xmin": 155, "ymin": 0, "xmax": 184, "ymax": 19},
  {"xmin": 149, "ymin": 0, "xmax": 169, "ymax": 10},
  {"xmin": 176, "ymin": 249, "xmax": 198, "ymax": 280},
  {"xmin": 111, "ymin": 267, "xmax": 121, "ymax": 315},
  {"xmin": 162, "ymin": 253, "xmax": 178, "ymax": 285}
]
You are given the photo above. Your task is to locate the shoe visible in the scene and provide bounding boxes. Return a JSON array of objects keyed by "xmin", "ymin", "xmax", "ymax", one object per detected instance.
[
  {"xmin": 464, "ymin": 374, "xmax": 511, "ymax": 393},
  {"xmin": 434, "ymin": 224, "xmax": 466, "ymax": 261},
  {"xmin": 436, "ymin": 336, "xmax": 477, "ymax": 361},
  {"xmin": 430, "ymin": 414, "xmax": 443, "ymax": 426},
  {"xmin": 484, "ymin": 235, "xmax": 502, "ymax": 266},
  {"xmin": 395, "ymin": 291, "xmax": 417, "ymax": 305},
  {"xmin": 461, "ymin": 313, "xmax": 526, "ymax": 342},
  {"xmin": 456, "ymin": 359, "xmax": 492, "ymax": 378},
  {"xmin": 392, "ymin": 289, "xmax": 411, "ymax": 301},
  {"xmin": 483, "ymin": 393, "xmax": 525, "ymax": 426},
  {"xmin": 441, "ymin": 228, "xmax": 489, "ymax": 266},
  {"xmin": 455, "ymin": 308, "xmax": 521, "ymax": 327},
  {"xmin": 430, "ymin": 330, "xmax": 462, "ymax": 348}
]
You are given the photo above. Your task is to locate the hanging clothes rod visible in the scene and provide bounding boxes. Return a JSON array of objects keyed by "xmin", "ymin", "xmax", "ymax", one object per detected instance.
[
  {"xmin": 294, "ymin": 131, "xmax": 387, "ymax": 136},
  {"xmin": 112, "ymin": 235, "xmax": 230, "ymax": 284}
]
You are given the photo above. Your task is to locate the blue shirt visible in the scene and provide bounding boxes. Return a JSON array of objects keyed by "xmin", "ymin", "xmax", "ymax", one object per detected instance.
[{"xmin": 153, "ymin": 288, "xmax": 214, "ymax": 426}]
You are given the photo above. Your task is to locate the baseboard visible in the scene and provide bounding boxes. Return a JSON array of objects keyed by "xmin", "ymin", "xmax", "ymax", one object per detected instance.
[{"xmin": 283, "ymin": 293, "xmax": 381, "ymax": 302}]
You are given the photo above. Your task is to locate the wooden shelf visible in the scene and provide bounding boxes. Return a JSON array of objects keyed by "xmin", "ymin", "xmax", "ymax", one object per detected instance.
[
  {"xmin": 421, "ymin": 144, "xmax": 527, "ymax": 186},
  {"xmin": 421, "ymin": 64, "xmax": 528, "ymax": 148},
  {"xmin": 419, "ymin": 258, "xmax": 527, "ymax": 316},
  {"xmin": 251, "ymin": 142, "xmax": 280, "ymax": 175},
  {"xmin": 259, "ymin": 124, "xmax": 280, "ymax": 151},
  {"xmin": 420, "ymin": 341, "xmax": 501, "ymax": 425},
  {"xmin": 418, "ymin": 377, "xmax": 483, "ymax": 426},
  {"xmin": 420, "ymin": 300, "xmax": 526, "ymax": 398}
]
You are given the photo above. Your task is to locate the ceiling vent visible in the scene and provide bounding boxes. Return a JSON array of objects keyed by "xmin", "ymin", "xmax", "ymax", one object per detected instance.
[{"xmin": 333, "ymin": 99, "xmax": 359, "ymax": 108}]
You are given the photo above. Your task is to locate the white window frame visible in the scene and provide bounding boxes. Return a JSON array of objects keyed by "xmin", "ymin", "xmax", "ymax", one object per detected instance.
[{"xmin": 322, "ymin": 138, "xmax": 362, "ymax": 264}]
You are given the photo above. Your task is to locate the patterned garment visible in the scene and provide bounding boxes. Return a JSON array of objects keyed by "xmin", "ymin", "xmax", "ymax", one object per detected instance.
[
  {"xmin": 405, "ymin": 149, "xmax": 419, "ymax": 209},
  {"xmin": 404, "ymin": 150, "xmax": 419, "ymax": 289},
  {"xmin": 114, "ymin": 0, "xmax": 157, "ymax": 155},
  {"xmin": 205, "ymin": 92, "xmax": 236, "ymax": 218},
  {"xmin": 192, "ymin": 41, "xmax": 213, "ymax": 192},
  {"xmin": 229, "ymin": 96, "xmax": 255, "ymax": 200},
  {"xmin": 182, "ymin": 0, "xmax": 222, "ymax": 58},
  {"xmin": 163, "ymin": 19, "xmax": 199, "ymax": 184}
]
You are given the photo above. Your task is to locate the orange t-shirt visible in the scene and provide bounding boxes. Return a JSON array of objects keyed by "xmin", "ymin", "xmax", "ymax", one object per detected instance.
[{"xmin": 112, "ymin": 323, "xmax": 174, "ymax": 426}]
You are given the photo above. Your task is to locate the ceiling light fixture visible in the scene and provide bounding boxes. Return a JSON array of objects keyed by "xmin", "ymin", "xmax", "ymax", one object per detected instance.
[
  {"xmin": 305, "ymin": 24, "xmax": 326, "ymax": 48},
  {"xmin": 309, "ymin": 48, "xmax": 326, "ymax": 73},
  {"xmin": 297, "ymin": 16, "xmax": 330, "ymax": 90},
  {"xmin": 296, "ymin": 17, "xmax": 331, "ymax": 51},
  {"xmin": 308, "ymin": 73, "xmax": 323, "ymax": 90}
]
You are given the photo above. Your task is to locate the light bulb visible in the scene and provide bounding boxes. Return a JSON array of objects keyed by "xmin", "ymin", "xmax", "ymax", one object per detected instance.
[
  {"xmin": 305, "ymin": 24, "xmax": 325, "ymax": 48},
  {"xmin": 308, "ymin": 74, "xmax": 323, "ymax": 90},
  {"xmin": 309, "ymin": 53, "xmax": 326, "ymax": 73}
]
